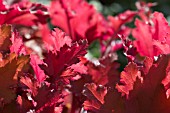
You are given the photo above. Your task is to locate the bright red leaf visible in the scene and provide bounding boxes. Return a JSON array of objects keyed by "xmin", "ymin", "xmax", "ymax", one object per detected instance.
[
  {"xmin": 49, "ymin": 0, "xmax": 109, "ymax": 43},
  {"xmin": 42, "ymin": 28, "xmax": 72, "ymax": 54},
  {"xmin": 30, "ymin": 54, "xmax": 46, "ymax": 83},
  {"xmin": 132, "ymin": 12, "xmax": 170, "ymax": 58},
  {"xmin": 116, "ymin": 62, "xmax": 142, "ymax": 98}
]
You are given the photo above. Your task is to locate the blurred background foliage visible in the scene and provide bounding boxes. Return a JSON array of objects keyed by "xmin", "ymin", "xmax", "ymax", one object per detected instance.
[
  {"xmin": 89, "ymin": 0, "xmax": 170, "ymax": 17},
  {"xmin": 31, "ymin": 0, "xmax": 170, "ymax": 22},
  {"xmin": 31, "ymin": 0, "xmax": 170, "ymax": 23}
]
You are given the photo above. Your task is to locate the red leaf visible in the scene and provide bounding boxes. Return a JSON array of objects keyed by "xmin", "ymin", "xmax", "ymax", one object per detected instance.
[
  {"xmin": 33, "ymin": 84, "xmax": 64, "ymax": 113},
  {"xmin": 152, "ymin": 12, "xmax": 169, "ymax": 41},
  {"xmin": 16, "ymin": 95, "xmax": 33, "ymax": 113},
  {"xmin": 116, "ymin": 62, "xmax": 142, "ymax": 98},
  {"xmin": 50, "ymin": 0, "xmax": 95, "ymax": 39},
  {"xmin": 87, "ymin": 56, "xmax": 120, "ymax": 86},
  {"xmin": 10, "ymin": 31, "xmax": 27, "ymax": 55},
  {"xmin": 10, "ymin": 30, "xmax": 45, "ymax": 83},
  {"xmin": 50, "ymin": 0, "xmax": 108, "ymax": 43},
  {"xmin": 116, "ymin": 55, "xmax": 170, "ymax": 113},
  {"xmin": 69, "ymin": 61, "xmax": 87, "ymax": 74},
  {"xmin": 108, "ymin": 10, "xmax": 136, "ymax": 32},
  {"xmin": 0, "ymin": 9, "xmax": 35, "ymax": 26},
  {"xmin": 152, "ymin": 40, "xmax": 170, "ymax": 55},
  {"xmin": 42, "ymin": 39, "xmax": 87, "ymax": 79},
  {"xmin": 130, "ymin": 55, "xmax": 170, "ymax": 113},
  {"xmin": 0, "ymin": 1, "xmax": 49, "ymax": 26},
  {"xmin": 85, "ymin": 13, "xmax": 113, "ymax": 42},
  {"xmin": 132, "ymin": 12, "xmax": 170, "ymax": 57},
  {"xmin": 30, "ymin": 54, "xmax": 47, "ymax": 83},
  {"xmin": 162, "ymin": 58, "xmax": 170, "ymax": 99},
  {"xmin": 83, "ymin": 83, "xmax": 107, "ymax": 112},
  {"xmin": 142, "ymin": 57, "xmax": 153, "ymax": 74},
  {"xmin": 0, "ymin": 0, "xmax": 6, "ymax": 11},
  {"xmin": 20, "ymin": 75, "xmax": 38, "ymax": 96},
  {"xmin": 42, "ymin": 28, "xmax": 72, "ymax": 54},
  {"xmin": 132, "ymin": 19, "xmax": 154, "ymax": 57}
]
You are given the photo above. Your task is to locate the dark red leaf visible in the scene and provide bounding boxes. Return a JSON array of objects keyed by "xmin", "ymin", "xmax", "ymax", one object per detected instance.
[
  {"xmin": 162, "ymin": 58, "xmax": 170, "ymax": 99},
  {"xmin": 87, "ymin": 56, "xmax": 120, "ymax": 86},
  {"xmin": 33, "ymin": 84, "xmax": 64, "ymax": 113},
  {"xmin": 129, "ymin": 55, "xmax": 170, "ymax": 113},
  {"xmin": 83, "ymin": 83, "xmax": 107, "ymax": 112},
  {"xmin": 142, "ymin": 57, "xmax": 153, "ymax": 74},
  {"xmin": 116, "ymin": 55, "xmax": 170, "ymax": 113},
  {"xmin": 0, "ymin": 100, "xmax": 19, "ymax": 113},
  {"xmin": 16, "ymin": 95, "xmax": 34, "ymax": 113},
  {"xmin": 42, "ymin": 39, "xmax": 87, "ymax": 79}
]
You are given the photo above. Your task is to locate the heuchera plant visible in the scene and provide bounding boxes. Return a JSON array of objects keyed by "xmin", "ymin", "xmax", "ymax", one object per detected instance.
[{"xmin": 0, "ymin": 0, "xmax": 170, "ymax": 113}]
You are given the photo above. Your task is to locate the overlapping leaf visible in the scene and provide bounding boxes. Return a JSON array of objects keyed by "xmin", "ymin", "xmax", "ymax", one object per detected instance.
[
  {"xmin": 42, "ymin": 39, "xmax": 87, "ymax": 79},
  {"xmin": 83, "ymin": 83, "xmax": 107, "ymax": 112},
  {"xmin": 30, "ymin": 54, "xmax": 46, "ymax": 83},
  {"xmin": 42, "ymin": 28, "xmax": 72, "ymax": 54},
  {"xmin": 10, "ymin": 31, "xmax": 26, "ymax": 55},
  {"xmin": 87, "ymin": 56, "xmax": 120, "ymax": 86},
  {"xmin": 33, "ymin": 84, "xmax": 64, "ymax": 113},
  {"xmin": 116, "ymin": 62, "xmax": 142, "ymax": 98},
  {"xmin": 0, "ymin": 53, "xmax": 29, "ymax": 105},
  {"xmin": 115, "ymin": 55, "xmax": 170, "ymax": 113}
]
